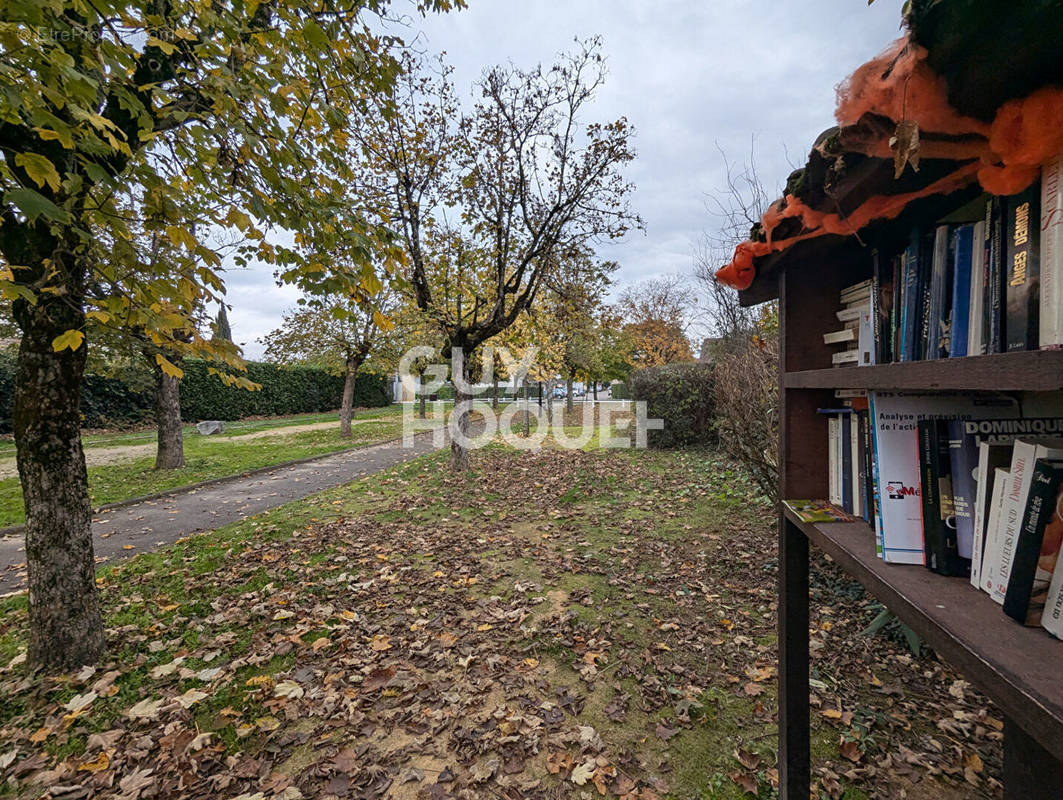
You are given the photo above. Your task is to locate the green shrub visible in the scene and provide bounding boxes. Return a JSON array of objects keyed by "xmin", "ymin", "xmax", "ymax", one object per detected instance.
[
  {"xmin": 628, "ymin": 363, "xmax": 716, "ymax": 448},
  {"xmin": 177, "ymin": 360, "xmax": 389, "ymax": 420},
  {"xmin": 609, "ymin": 381, "xmax": 628, "ymax": 400},
  {"xmin": 0, "ymin": 356, "xmax": 390, "ymax": 432}
]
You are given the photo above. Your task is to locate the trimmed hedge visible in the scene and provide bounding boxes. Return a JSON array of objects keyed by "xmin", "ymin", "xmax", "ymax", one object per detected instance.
[
  {"xmin": 178, "ymin": 360, "xmax": 389, "ymax": 421},
  {"xmin": 609, "ymin": 381, "xmax": 629, "ymax": 400},
  {"xmin": 628, "ymin": 363, "xmax": 716, "ymax": 448},
  {"xmin": 0, "ymin": 355, "xmax": 390, "ymax": 432}
]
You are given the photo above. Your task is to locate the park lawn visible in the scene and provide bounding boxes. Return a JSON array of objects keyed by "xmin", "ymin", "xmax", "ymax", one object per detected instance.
[
  {"xmin": 0, "ymin": 443, "xmax": 1001, "ymax": 799},
  {"xmin": 0, "ymin": 406, "xmax": 408, "ymax": 457},
  {"xmin": 0, "ymin": 408, "xmax": 412, "ymax": 527}
]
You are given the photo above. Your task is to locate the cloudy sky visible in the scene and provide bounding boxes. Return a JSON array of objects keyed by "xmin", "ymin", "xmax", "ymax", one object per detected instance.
[{"xmin": 233, "ymin": 0, "xmax": 904, "ymax": 358}]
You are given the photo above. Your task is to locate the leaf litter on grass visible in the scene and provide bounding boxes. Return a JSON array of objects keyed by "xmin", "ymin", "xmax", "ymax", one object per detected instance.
[{"xmin": 0, "ymin": 447, "xmax": 1003, "ymax": 799}]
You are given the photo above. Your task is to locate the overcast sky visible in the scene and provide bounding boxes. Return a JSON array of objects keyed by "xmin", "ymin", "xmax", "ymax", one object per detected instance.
[{"xmin": 232, "ymin": 0, "xmax": 904, "ymax": 358}]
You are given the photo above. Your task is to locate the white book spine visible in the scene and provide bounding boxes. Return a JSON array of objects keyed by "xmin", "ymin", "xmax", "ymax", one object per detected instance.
[
  {"xmin": 828, "ymin": 417, "xmax": 840, "ymax": 506},
  {"xmin": 1041, "ymin": 154, "xmax": 1063, "ymax": 349},
  {"xmin": 982, "ymin": 468, "xmax": 1010, "ymax": 596},
  {"xmin": 969, "ymin": 441, "xmax": 990, "ymax": 590}
]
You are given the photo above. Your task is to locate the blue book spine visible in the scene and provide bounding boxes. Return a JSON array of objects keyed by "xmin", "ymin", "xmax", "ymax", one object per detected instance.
[
  {"xmin": 900, "ymin": 238, "xmax": 921, "ymax": 362},
  {"xmin": 949, "ymin": 224, "xmax": 975, "ymax": 358}
]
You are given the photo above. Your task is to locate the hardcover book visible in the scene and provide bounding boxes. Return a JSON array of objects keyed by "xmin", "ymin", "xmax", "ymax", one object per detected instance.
[
  {"xmin": 1003, "ymin": 459, "xmax": 1063, "ymax": 626},
  {"xmin": 1041, "ymin": 153, "xmax": 1063, "ymax": 349},
  {"xmin": 967, "ymin": 220, "xmax": 987, "ymax": 356},
  {"xmin": 949, "ymin": 223, "xmax": 976, "ymax": 358},
  {"xmin": 1005, "ymin": 183, "xmax": 1042, "ymax": 351}
]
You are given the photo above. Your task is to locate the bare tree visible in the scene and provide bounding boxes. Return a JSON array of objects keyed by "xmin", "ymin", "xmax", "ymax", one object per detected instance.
[
  {"xmin": 694, "ymin": 146, "xmax": 779, "ymax": 501},
  {"xmin": 693, "ymin": 142, "xmax": 770, "ymax": 348},
  {"xmin": 354, "ymin": 40, "xmax": 641, "ymax": 470}
]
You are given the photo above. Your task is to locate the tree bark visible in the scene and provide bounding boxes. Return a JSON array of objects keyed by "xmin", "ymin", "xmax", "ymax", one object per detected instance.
[
  {"xmin": 523, "ymin": 377, "xmax": 530, "ymax": 437},
  {"xmin": 492, "ymin": 375, "xmax": 499, "ymax": 410},
  {"xmin": 592, "ymin": 380, "xmax": 598, "ymax": 400},
  {"xmin": 14, "ymin": 292, "xmax": 105, "ymax": 669},
  {"xmin": 340, "ymin": 357, "xmax": 358, "ymax": 438},
  {"xmin": 418, "ymin": 372, "xmax": 427, "ymax": 419},
  {"xmin": 154, "ymin": 366, "xmax": 185, "ymax": 469},
  {"xmin": 566, "ymin": 372, "xmax": 575, "ymax": 414},
  {"xmin": 450, "ymin": 354, "xmax": 471, "ymax": 471}
]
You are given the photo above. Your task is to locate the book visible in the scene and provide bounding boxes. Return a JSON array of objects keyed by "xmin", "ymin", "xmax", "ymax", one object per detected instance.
[
  {"xmin": 967, "ymin": 220, "xmax": 986, "ymax": 356},
  {"xmin": 1041, "ymin": 154, "xmax": 1063, "ymax": 349},
  {"xmin": 836, "ymin": 307, "xmax": 862, "ymax": 323},
  {"xmin": 824, "ymin": 328, "xmax": 857, "ymax": 345},
  {"xmin": 946, "ymin": 420, "xmax": 978, "ymax": 561},
  {"xmin": 869, "ymin": 392, "xmax": 1019, "ymax": 564},
  {"xmin": 783, "ymin": 500, "xmax": 856, "ymax": 524},
  {"xmin": 949, "ymin": 223, "xmax": 975, "ymax": 358},
  {"xmin": 927, "ymin": 226, "xmax": 952, "ymax": 360},
  {"xmin": 919, "ymin": 419, "xmax": 965, "ymax": 575},
  {"xmin": 828, "ymin": 416, "xmax": 841, "ymax": 506},
  {"xmin": 857, "ymin": 303, "xmax": 875, "ymax": 366},
  {"xmin": 1003, "ymin": 459, "xmax": 1063, "ymax": 625},
  {"xmin": 855, "ymin": 411, "xmax": 868, "ymax": 521},
  {"xmin": 832, "ymin": 349, "xmax": 860, "ymax": 366},
  {"xmin": 987, "ymin": 197, "xmax": 1005, "ymax": 354},
  {"xmin": 1004, "ymin": 183, "xmax": 1041, "ymax": 351},
  {"xmin": 971, "ymin": 441, "xmax": 1014, "ymax": 589},
  {"xmin": 983, "ymin": 469, "xmax": 1011, "ymax": 595},
  {"xmin": 851, "ymin": 411, "xmax": 863, "ymax": 518},
  {"xmin": 917, "ymin": 230, "xmax": 935, "ymax": 359},
  {"xmin": 841, "ymin": 413, "xmax": 853, "ymax": 513},
  {"xmin": 987, "ymin": 437, "xmax": 1063, "ymax": 602},
  {"xmin": 899, "ymin": 236, "xmax": 920, "ymax": 362}
]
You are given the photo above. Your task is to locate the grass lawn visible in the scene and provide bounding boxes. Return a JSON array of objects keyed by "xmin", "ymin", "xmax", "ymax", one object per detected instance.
[
  {"xmin": 0, "ymin": 441, "xmax": 1001, "ymax": 799},
  {"xmin": 0, "ymin": 406, "xmax": 412, "ymax": 527}
]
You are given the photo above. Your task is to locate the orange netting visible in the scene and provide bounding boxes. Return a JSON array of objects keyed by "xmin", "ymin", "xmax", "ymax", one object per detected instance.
[{"xmin": 716, "ymin": 34, "xmax": 1063, "ymax": 290}]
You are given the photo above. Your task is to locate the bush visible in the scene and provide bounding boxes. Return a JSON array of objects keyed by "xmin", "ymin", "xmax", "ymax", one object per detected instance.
[
  {"xmin": 177, "ymin": 360, "xmax": 389, "ymax": 421},
  {"xmin": 609, "ymin": 381, "xmax": 628, "ymax": 400},
  {"xmin": 628, "ymin": 363, "xmax": 716, "ymax": 448},
  {"xmin": 0, "ymin": 356, "xmax": 391, "ymax": 432},
  {"xmin": 711, "ymin": 332, "xmax": 779, "ymax": 503}
]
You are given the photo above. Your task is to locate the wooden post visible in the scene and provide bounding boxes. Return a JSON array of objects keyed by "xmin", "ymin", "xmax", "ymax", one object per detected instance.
[
  {"xmin": 779, "ymin": 515, "xmax": 810, "ymax": 798},
  {"xmin": 1003, "ymin": 719, "xmax": 1063, "ymax": 800}
]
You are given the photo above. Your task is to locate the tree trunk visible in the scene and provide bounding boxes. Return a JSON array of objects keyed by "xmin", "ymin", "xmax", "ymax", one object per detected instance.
[
  {"xmin": 566, "ymin": 372, "xmax": 575, "ymax": 414},
  {"xmin": 340, "ymin": 357, "xmax": 358, "ymax": 438},
  {"xmin": 522, "ymin": 378, "xmax": 529, "ymax": 437},
  {"xmin": 14, "ymin": 295, "xmax": 105, "ymax": 669},
  {"xmin": 450, "ymin": 352, "xmax": 471, "ymax": 471},
  {"xmin": 418, "ymin": 372, "xmax": 427, "ymax": 419},
  {"xmin": 492, "ymin": 375, "xmax": 499, "ymax": 410},
  {"xmin": 154, "ymin": 366, "xmax": 185, "ymax": 469},
  {"xmin": 592, "ymin": 381, "xmax": 598, "ymax": 400}
]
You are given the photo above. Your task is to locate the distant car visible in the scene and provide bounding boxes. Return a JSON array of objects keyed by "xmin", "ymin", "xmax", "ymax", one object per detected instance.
[{"xmin": 552, "ymin": 387, "xmax": 566, "ymax": 398}]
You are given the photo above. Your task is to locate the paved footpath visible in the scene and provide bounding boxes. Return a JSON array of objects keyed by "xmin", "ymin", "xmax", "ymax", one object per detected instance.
[{"xmin": 0, "ymin": 431, "xmax": 446, "ymax": 593}]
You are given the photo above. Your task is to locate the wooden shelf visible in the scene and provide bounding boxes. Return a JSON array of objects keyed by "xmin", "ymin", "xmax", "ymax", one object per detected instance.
[
  {"xmin": 784, "ymin": 507, "xmax": 1063, "ymax": 763},
  {"xmin": 784, "ymin": 349, "xmax": 1063, "ymax": 392}
]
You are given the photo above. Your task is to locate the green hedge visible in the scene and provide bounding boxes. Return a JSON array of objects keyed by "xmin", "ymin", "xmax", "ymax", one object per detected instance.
[
  {"xmin": 177, "ymin": 360, "xmax": 389, "ymax": 421},
  {"xmin": 0, "ymin": 354, "xmax": 390, "ymax": 432},
  {"xmin": 628, "ymin": 363, "xmax": 716, "ymax": 448},
  {"xmin": 609, "ymin": 381, "xmax": 628, "ymax": 400}
]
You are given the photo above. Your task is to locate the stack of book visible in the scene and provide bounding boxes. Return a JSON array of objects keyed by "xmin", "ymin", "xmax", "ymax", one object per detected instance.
[
  {"xmin": 848, "ymin": 157, "xmax": 1063, "ymax": 366},
  {"xmin": 819, "ymin": 391, "xmax": 874, "ymax": 520},
  {"xmin": 825, "ymin": 281, "xmax": 874, "ymax": 367}
]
